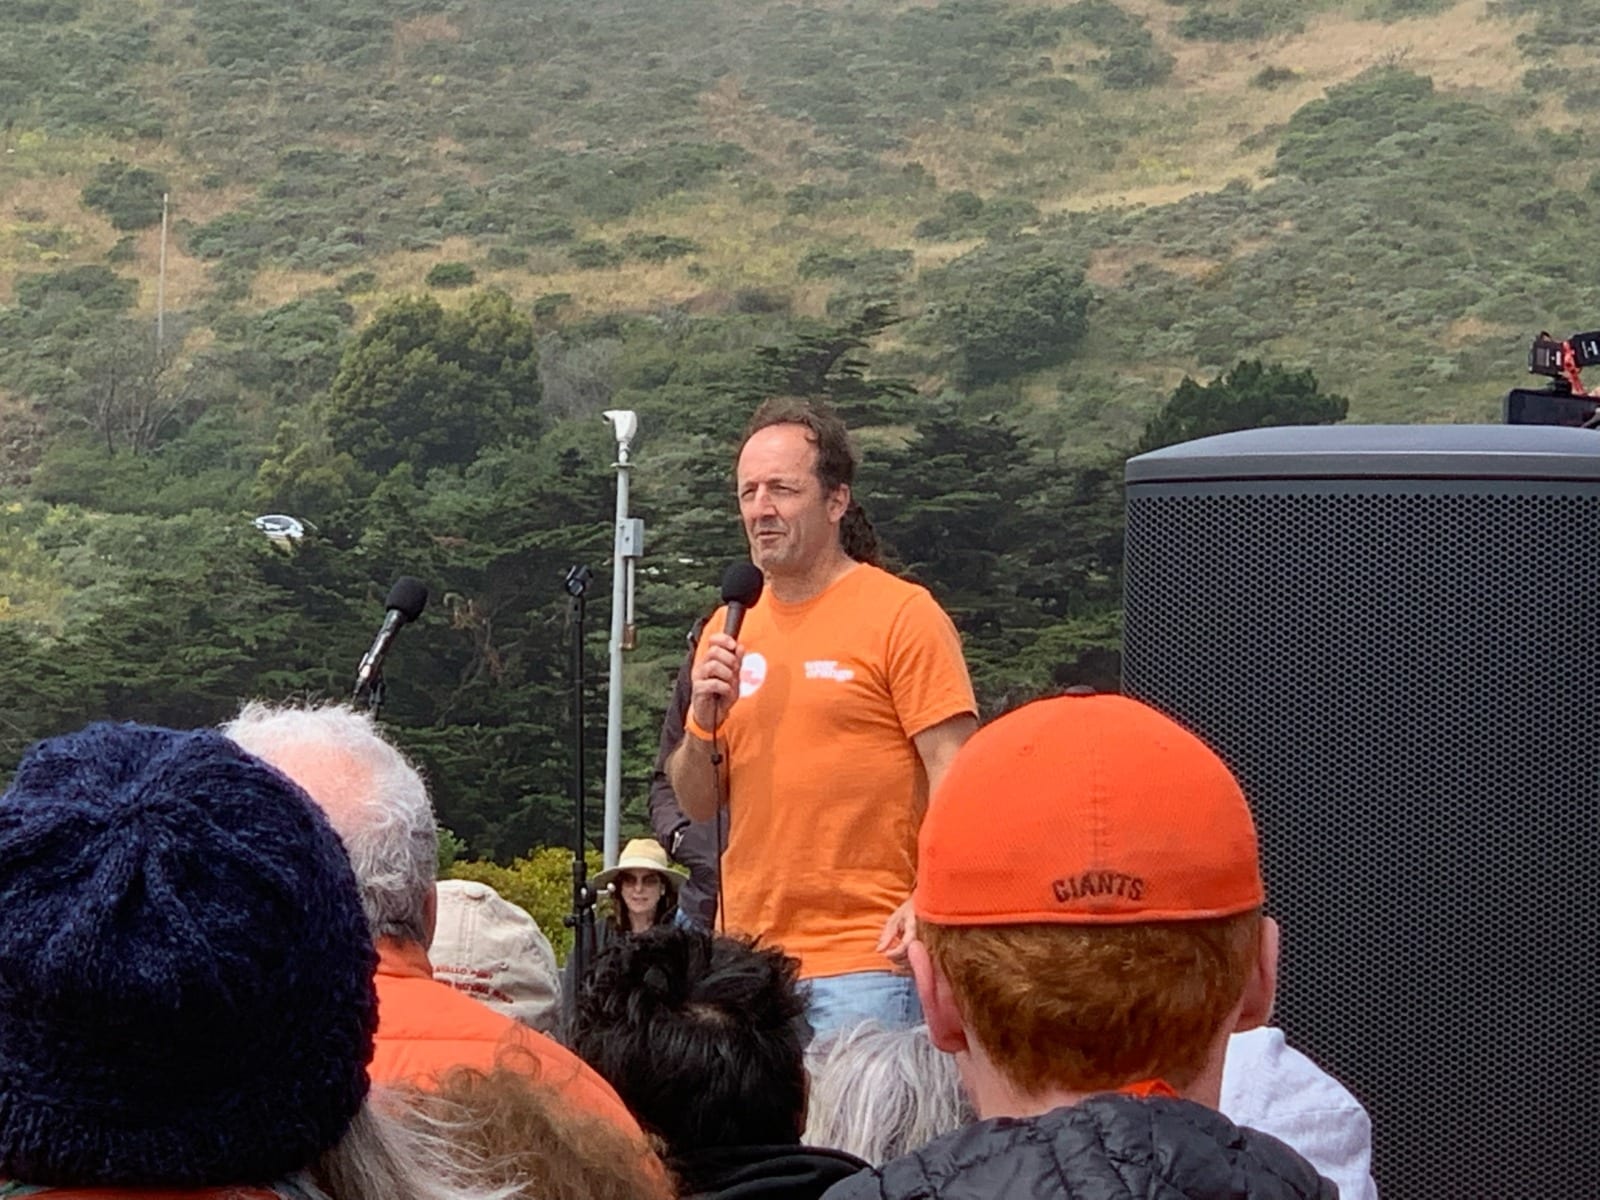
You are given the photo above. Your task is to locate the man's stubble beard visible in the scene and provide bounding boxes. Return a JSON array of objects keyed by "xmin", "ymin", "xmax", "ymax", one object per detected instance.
[{"xmin": 747, "ymin": 526, "xmax": 793, "ymax": 575}]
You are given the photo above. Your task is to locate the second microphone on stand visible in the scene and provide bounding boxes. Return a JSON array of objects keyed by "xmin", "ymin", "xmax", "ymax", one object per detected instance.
[{"xmin": 353, "ymin": 576, "xmax": 429, "ymax": 704}]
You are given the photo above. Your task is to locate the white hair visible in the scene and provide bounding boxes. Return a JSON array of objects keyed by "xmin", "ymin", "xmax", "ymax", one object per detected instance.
[
  {"xmin": 804, "ymin": 1021, "xmax": 974, "ymax": 1165},
  {"xmin": 307, "ymin": 1093, "xmax": 518, "ymax": 1200},
  {"xmin": 224, "ymin": 701, "xmax": 437, "ymax": 944}
]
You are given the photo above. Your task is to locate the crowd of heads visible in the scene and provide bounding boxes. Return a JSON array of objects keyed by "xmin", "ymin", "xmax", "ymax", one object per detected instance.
[
  {"xmin": 0, "ymin": 685, "xmax": 1301, "ymax": 1199},
  {"xmin": 0, "ymin": 398, "xmax": 1337, "ymax": 1199},
  {"xmin": 0, "ymin": 703, "xmax": 970, "ymax": 1200}
]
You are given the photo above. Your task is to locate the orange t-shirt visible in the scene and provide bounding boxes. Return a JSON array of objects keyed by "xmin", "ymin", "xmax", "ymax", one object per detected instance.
[
  {"xmin": 695, "ymin": 564, "xmax": 975, "ymax": 978},
  {"xmin": 369, "ymin": 939, "xmax": 644, "ymax": 1141}
]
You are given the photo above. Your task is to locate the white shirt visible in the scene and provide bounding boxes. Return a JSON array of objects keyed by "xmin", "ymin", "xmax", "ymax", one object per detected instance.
[{"xmin": 1222, "ymin": 1027, "xmax": 1378, "ymax": 1200}]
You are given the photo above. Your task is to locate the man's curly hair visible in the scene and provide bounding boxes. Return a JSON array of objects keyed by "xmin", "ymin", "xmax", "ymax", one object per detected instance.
[{"xmin": 570, "ymin": 928, "xmax": 809, "ymax": 1156}]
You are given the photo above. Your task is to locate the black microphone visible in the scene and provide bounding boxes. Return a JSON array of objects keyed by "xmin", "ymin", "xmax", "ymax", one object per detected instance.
[
  {"xmin": 353, "ymin": 576, "xmax": 429, "ymax": 699},
  {"xmin": 720, "ymin": 561, "xmax": 764, "ymax": 640}
]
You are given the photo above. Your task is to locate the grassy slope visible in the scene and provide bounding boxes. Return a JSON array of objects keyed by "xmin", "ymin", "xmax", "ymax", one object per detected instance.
[{"xmin": 0, "ymin": 0, "xmax": 1587, "ymax": 448}]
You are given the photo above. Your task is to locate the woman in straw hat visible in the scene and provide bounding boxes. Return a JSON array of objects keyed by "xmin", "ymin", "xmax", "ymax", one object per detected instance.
[{"xmin": 593, "ymin": 837, "xmax": 688, "ymax": 940}]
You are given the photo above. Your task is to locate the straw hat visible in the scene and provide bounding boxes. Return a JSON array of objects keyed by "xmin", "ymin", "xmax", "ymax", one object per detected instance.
[{"xmin": 593, "ymin": 837, "xmax": 689, "ymax": 894}]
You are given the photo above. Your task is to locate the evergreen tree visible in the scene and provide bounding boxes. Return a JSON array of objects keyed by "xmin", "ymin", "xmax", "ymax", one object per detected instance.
[
  {"xmin": 324, "ymin": 291, "xmax": 542, "ymax": 478},
  {"xmin": 1136, "ymin": 359, "xmax": 1348, "ymax": 455},
  {"xmin": 933, "ymin": 252, "xmax": 1092, "ymax": 387}
]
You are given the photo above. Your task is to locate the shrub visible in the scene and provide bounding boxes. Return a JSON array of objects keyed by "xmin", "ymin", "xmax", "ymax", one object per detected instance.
[
  {"xmin": 1368, "ymin": 0, "xmax": 1453, "ymax": 15},
  {"xmin": 14, "ymin": 264, "xmax": 136, "ymax": 312},
  {"xmin": 425, "ymin": 261, "xmax": 478, "ymax": 288},
  {"xmin": 486, "ymin": 246, "xmax": 529, "ymax": 269},
  {"xmin": 1062, "ymin": 0, "xmax": 1143, "ymax": 44},
  {"xmin": 533, "ymin": 292, "xmax": 573, "ymax": 320},
  {"xmin": 1274, "ymin": 69, "xmax": 1518, "ymax": 188},
  {"xmin": 983, "ymin": 196, "xmax": 1042, "ymax": 234},
  {"xmin": 730, "ymin": 286, "xmax": 790, "ymax": 314},
  {"xmin": 785, "ymin": 184, "xmax": 824, "ymax": 215},
  {"xmin": 916, "ymin": 190, "xmax": 986, "ymax": 239},
  {"xmin": 338, "ymin": 270, "xmax": 378, "ymax": 295},
  {"xmin": 524, "ymin": 218, "xmax": 577, "ymax": 245},
  {"xmin": 797, "ymin": 245, "xmax": 914, "ymax": 284},
  {"xmin": 568, "ymin": 240, "xmax": 623, "ymax": 269},
  {"xmin": 81, "ymin": 160, "xmax": 168, "ymax": 231},
  {"xmin": 0, "ymin": 11, "xmax": 158, "ymax": 135},
  {"xmin": 621, "ymin": 232, "xmax": 699, "ymax": 262},
  {"xmin": 1096, "ymin": 41, "xmax": 1174, "ymax": 89},
  {"xmin": 1251, "ymin": 65, "xmax": 1300, "ymax": 89},
  {"xmin": 1175, "ymin": 0, "xmax": 1305, "ymax": 41},
  {"xmin": 14, "ymin": 1, "xmax": 81, "ymax": 19},
  {"xmin": 749, "ymin": 0, "xmax": 1072, "ymax": 149}
]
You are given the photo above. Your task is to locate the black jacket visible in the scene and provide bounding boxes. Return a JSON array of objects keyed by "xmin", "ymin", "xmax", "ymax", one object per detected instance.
[
  {"xmin": 675, "ymin": 1144, "xmax": 870, "ymax": 1200},
  {"xmin": 648, "ymin": 616, "xmax": 725, "ymax": 927},
  {"xmin": 820, "ymin": 1094, "xmax": 1337, "ymax": 1200}
]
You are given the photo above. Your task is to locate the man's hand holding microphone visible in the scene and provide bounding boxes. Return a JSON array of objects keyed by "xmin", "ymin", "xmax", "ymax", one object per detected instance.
[{"xmin": 668, "ymin": 562, "xmax": 764, "ymax": 822}]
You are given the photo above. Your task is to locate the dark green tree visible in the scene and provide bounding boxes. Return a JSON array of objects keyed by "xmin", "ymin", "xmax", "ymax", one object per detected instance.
[
  {"xmin": 223, "ymin": 290, "xmax": 355, "ymax": 402},
  {"xmin": 933, "ymin": 253, "xmax": 1092, "ymax": 386},
  {"xmin": 857, "ymin": 402, "xmax": 1130, "ymax": 709},
  {"xmin": 1136, "ymin": 359, "xmax": 1348, "ymax": 455},
  {"xmin": 355, "ymin": 423, "xmax": 622, "ymax": 858},
  {"xmin": 324, "ymin": 291, "xmax": 541, "ymax": 478},
  {"xmin": 252, "ymin": 417, "xmax": 364, "ymax": 518},
  {"xmin": 0, "ymin": 521, "xmax": 321, "ymax": 779},
  {"xmin": 713, "ymin": 302, "xmax": 917, "ymax": 429},
  {"xmin": 861, "ymin": 401, "xmax": 1037, "ymax": 634}
]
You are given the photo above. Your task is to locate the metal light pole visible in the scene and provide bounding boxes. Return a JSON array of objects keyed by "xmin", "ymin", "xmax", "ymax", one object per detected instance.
[{"xmin": 601, "ymin": 409, "xmax": 644, "ymax": 867}]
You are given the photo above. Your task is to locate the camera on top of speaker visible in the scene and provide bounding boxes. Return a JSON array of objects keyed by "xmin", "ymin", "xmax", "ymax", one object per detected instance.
[{"xmin": 1505, "ymin": 329, "xmax": 1600, "ymax": 427}]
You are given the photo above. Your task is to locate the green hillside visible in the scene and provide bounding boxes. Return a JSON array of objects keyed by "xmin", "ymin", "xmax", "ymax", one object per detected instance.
[{"xmin": 2, "ymin": 0, "xmax": 1597, "ymax": 853}]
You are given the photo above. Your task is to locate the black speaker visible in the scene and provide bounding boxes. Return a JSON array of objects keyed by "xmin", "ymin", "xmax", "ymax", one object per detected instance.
[{"xmin": 1122, "ymin": 425, "xmax": 1600, "ymax": 1200}]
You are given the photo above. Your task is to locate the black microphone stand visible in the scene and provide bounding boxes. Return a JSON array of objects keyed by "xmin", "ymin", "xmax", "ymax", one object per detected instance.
[
  {"xmin": 354, "ymin": 673, "xmax": 385, "ymax": 717},
  {"xmin": 562, "ymin": 564, "xmax": 598, "ymax": 1027}
]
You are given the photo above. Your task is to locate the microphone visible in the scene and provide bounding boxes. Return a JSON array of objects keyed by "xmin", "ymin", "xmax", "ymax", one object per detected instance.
[
  {"xmin": 353, "ymin": 576, "xmax": 429, "ymax": 699},
  {"xmin": 720, "ymin": 562, "xmax": 764, "ymax": 640}
]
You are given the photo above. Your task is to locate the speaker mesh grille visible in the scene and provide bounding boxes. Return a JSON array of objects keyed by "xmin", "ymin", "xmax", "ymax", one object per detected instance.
[{"xmin": 1124, "ymin": 483, "xmax": 1600, "ymax": 1200}]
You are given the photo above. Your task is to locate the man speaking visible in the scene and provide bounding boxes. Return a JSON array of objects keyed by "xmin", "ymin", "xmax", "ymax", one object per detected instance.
[{"xmin": 668, "ymin": 397, "xmax": 976, "ymax": 1035}]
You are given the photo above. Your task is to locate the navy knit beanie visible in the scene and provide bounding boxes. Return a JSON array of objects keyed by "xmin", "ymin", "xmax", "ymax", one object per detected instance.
[{"xmin": 0, "ymin": 723, "xmax": 378, "ymax": 1188}]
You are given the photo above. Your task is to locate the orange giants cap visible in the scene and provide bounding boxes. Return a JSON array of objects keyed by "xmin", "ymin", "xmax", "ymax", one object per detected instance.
[{"xmin": 915, "ymin": 690, "xmax": 1264, "ymax": 926}]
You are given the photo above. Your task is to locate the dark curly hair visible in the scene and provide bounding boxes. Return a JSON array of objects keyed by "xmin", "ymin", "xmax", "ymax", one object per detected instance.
[{"xmin": 570, "ymin": 927, "xmax": 809, "ymax": 1156}]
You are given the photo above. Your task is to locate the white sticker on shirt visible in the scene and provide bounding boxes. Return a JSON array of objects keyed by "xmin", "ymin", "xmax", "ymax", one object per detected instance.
[{"xmin": 740, "ymin": 651, "xmax": 768, "ymax": 698}]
